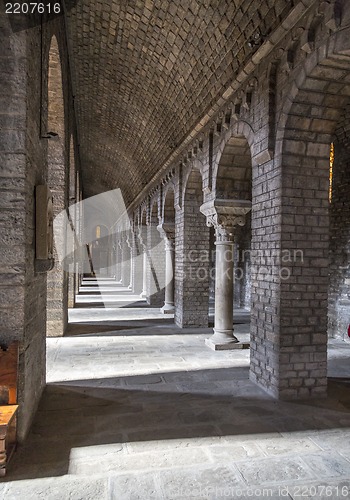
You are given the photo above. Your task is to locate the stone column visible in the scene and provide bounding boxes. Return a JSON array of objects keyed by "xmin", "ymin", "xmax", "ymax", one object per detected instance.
[
  {"xmin": 158, "ymin": 224, "xmax": 175, "ymax": 314},
  {"xmin": 116, "ymin": 240, "xmax": 123, "ymax": 283},
  {"xmin": 146, "ymin": 221, "xmax": 166, "ymax": 306},
  {"xmin": 121, "ymin": 235, "xmax": 130, "ymax": 287},
  {"xmin": 126, "ymin": 233, "xmax": 133, "ymax": 290},
  {"xmin": 201, "ymin": 200, "xmax": 251, "ymax": 350},
  {"xmin": 138, "ymin": 229, "xmax": 147, "ymax": 298}
]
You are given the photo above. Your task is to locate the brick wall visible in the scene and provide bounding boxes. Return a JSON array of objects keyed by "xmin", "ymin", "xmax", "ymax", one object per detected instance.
[{"xmin": 175, "ymin": 169, "xmax": 210, "ymax": 327}]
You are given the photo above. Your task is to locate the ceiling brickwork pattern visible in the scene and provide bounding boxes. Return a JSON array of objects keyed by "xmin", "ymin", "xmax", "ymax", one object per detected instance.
[{"xmin": 66, "ymin": 0, "xmax": 294, "ymax": 204}]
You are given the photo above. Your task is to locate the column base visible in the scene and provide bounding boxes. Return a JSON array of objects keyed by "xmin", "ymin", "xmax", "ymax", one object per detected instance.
[
  {"xmin": 205, "ymin": 329, "xmax": 249, "ymax": 351},
  {"xmin": 140, "ymin": 291, "xmax": 147, "ymax": 299},
  {"xmin": 161, "ymin": 303, "xmax": 175, "ymax": 314},
  {"xmin": 127, "ymin": 284, "xmax": 132, "ymax": 290}
]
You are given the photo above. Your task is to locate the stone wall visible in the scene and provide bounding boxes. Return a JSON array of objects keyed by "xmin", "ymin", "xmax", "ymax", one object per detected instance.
[{"xmin": 0, "ymin": 7, "xmax": 78, "ymax": 440}]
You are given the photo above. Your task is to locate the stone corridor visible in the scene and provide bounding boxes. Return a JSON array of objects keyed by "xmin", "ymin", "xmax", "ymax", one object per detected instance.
[
  {"xmin": 3, "ymin": 1, "xmax": 350, "ymax": 493},
  {"xmin": 1, "ymin": 279, "xmax": 350, "ymax": 499}
]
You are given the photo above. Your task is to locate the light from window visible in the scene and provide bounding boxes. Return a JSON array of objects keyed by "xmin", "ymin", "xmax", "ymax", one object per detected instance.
[{"xmin": 329, "ymin": 143, "xmax": 334, "ymax": 203}]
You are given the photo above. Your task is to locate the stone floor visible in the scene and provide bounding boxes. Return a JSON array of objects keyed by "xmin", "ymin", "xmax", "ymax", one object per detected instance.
[{"xmin": 1, "ymin": 278, "xmax": 350, "ymax": 499}]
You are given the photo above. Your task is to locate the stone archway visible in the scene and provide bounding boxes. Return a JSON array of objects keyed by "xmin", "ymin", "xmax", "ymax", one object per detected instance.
[
  {"xmin": 202, "ymin": 130, "xmax": 253, "ymax": 349},
  {"xmin": 175, "ymin": 167, "xmax": 210, "ymax": 328},
  {"xmin": 251, "ymin": 25, "xmax": 350, "ymax": 399}
]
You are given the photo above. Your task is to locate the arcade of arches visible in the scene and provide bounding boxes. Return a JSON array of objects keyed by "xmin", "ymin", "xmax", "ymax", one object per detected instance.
[{"xmin": 1, "ymin": 0, "xmax": 350, "ymax": 494}]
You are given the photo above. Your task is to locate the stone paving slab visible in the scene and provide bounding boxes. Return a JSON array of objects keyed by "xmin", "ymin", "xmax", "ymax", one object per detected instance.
[
  {"xmin": 109, "ymin": 473, "xmax": 160, "ymax": 500},
  {"xmin": 69, "ymin": 447, "xmax": 212, "ymax": 476},
  {"xmin": 235, "ymin": 455, "xmax": 315, "ymax": 485},
  {"xmin": 2, "ymin": 287, "xmax": 350, "ymax": 498},
  {"xmin": 1, "ymin": 476, "xmax": 109, "ymax": 500},
  {"xmin": 158, "ymin": 464, "xmax": 246, "ymax": 498}
]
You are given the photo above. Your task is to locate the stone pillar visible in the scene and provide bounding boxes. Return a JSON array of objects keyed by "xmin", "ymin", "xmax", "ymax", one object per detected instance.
[
  {"xmin": 116, "ymin": 240, "xmax": 122, "ymax": 283},
  {"xmin": 158, "ymin": 224, "xmax": 175, "ymax": 314},
  {"xmin": 138, "ymin": 229, "xmax": 147, "ymax": 298},
  {"xmin": 146, "ymin": 222, "xmax": 165, "ymax": 306},
  {"xmin": 121, "ymin": 235, "xmax": 130, "ymax": 287},
  {"xmin": 67, "ymin": 199, "xmax": 76, "ymax": 308},
  {"xmin": 201, "ymin": 200, "xmax": 251, "ymax": 350},
  {"xmin": 126, "ymin": 233, "xmax": 133, "ymax": 290},
  {"xmin": 131, "ymin": 229, "xmax": 143, "ymax": 295},
  {"xmin": 175, "ymin": 201, "xmax": 210, "ymax": 328}
]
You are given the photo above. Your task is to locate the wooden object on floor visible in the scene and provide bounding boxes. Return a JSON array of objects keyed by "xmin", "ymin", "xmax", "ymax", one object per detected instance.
[
  {"xmin": 0, "ymin": 342, "xmax": 19, "ymax": 476},
  {"xmin": 0, "ymin": 405, "xmax": 18, "ymax": 477}
]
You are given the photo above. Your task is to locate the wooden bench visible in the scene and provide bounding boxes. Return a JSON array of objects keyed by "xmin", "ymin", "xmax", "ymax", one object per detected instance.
[{"xmin": 0, "ymin": 342, "xmax": 19, "ymax": 477}]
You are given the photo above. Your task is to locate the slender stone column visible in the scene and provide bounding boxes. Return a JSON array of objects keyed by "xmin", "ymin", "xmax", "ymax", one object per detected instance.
[
  {"xmin": 158, "ymin": 224, "xmax": 175, "ymax": 314},
  {"xmin": 116, "ymin": 240, "xmax": 123, "ymax": 283},
  {"xmin": 138, "ymin": 230, "xmax": 147, "ymax": 298},
  {"xmin": 126, "ymin": 233, "xmax": 133, "ymax": 290},
  {"xmin": 201, "ymin": 199, "xmax": 251, "ymax": 350},
  {"xmin": 121, "ymin": 235, "xmax": 129, "ymax": 287},
  {"xmin": 146, "ymin": 221, "xmax": 165, "ymax": 306}
]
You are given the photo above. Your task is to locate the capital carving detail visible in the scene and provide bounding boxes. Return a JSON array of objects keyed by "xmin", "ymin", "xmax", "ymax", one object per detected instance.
[
  {"xmin": 164, "ymin": 237, "xmax": 175, "ymax": 252},
  {"xmin": 200, "ymin": 199, "xmax": 251, "ymax": 243},
  {"xmin": 157, "ymin": 223, "xmax": 175, "ymax": 245},
  {"xmin": 206, "ymin": 213, "xmax": 246, "ymax": 243},
  {"xmin": 137, "ymin": 229, "xmax": 147, "ymax": 249}
]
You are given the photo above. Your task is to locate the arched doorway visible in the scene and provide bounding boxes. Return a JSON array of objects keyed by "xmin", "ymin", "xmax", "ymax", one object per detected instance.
[
  {"xmin": 176, "ymin": 167, "xmax": 210, "ymax": 327},
  {"xmin": 202, "ymin": 131, "xmax": 252, "ymax": 349}
]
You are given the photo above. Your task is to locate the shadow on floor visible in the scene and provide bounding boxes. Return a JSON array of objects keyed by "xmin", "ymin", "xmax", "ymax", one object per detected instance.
[
  {"xmin": 3, "ymin": 368, "xmax": 350, "ymax": 482},
  {"xmin": 74, "ymin": 301, "xmax": 152, "ymax": 309},
  {"xmin": 65, "ymin": 318, "xmax": 181, "ymax": 336}
]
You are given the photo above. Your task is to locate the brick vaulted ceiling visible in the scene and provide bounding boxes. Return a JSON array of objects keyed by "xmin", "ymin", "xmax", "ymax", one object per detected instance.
[{"xmin": 65, "ymin": 0, "xmax": 294, "ymax": 205}]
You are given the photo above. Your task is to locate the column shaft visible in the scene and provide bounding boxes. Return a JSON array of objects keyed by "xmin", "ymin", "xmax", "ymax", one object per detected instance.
[{"xmin": 161, "ymin": 237, "xmax": 175, "ymax": 313}]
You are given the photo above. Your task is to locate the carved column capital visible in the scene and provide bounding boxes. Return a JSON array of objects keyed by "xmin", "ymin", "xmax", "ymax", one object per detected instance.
[
  {"xmin": 206, "ymin": 213, "xmax": 246, "ymax": 243},
  {"xmin": 125, "ymin": 231, "xmax": 134, "ymax": 249},
  {"xmin": 200, "ymin": 199, "xmax": 251, "ymax": 244},
  {"xmin": 137, "ymin": 228, "xmax": 146, "ymax": 249},
  {"xmin": 157, "ymin": 223, "xmax": 175, "ymax": 249}
]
